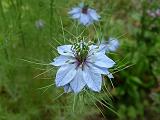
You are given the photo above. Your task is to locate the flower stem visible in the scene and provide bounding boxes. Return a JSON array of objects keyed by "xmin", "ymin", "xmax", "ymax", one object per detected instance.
[
  {"xmin": 0, "ymin": 1, "xmax": 9, "ymax": 61},
  {"xmin": 50, "ymin": 0, "xmax": 54, "ymax": 40},
  {"xmin": 16, "ymin": 0, "xmax": 25, "ymax": 48}
]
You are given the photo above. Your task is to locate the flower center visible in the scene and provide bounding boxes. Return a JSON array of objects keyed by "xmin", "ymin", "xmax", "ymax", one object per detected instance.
[
  {"xmin": 82, "ymin": 5, "xmax": 88, "ymax": 14},
  {"xmin": 72, "ymin": 42, "xmax": 89, "ymax": 68}
]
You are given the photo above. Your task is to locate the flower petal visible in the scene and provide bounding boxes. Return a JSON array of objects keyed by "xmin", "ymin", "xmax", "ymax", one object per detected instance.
[
  {"xmin": 89, "ymin": 45, "xmax": 98, "ymax": 52},
  {"xmin": 79, "ymin": 14, "xmax": 92, "ymax": 25},
  {"xmin": 88, "ymin": 44, "xmax": 106, "ymax": 56},
  {"xmin": 68, "ymin": 7, "xmax": 81, "ymax": 14},
  {"xmin": 71, "ymin": 13, "xmax": 81, "ymax": 19},
  {"xmin": 64, "ymin": 84, "xmax": 73, "ymax": 93},
  {"xmin": 87, "ymin": 63, "xmax": 114, "ymax": 78},
  {"xmin": 90, "ymin": 53, "xmax": 115, "ymax": 68},
  {"xmin": 55, "ymin": 64, "xmax": 77, "ymax": 87},
  {"xmin": 98, "ymin": 44, "xmax": 107, "ymax": 53},
  {"xmin": 87, "ymin": 63, "xmax": 108, "ymax": 74},
  {"xmin": 107, "ymin": 38, "xmax": 119, "ymax": 52},
  {"xmin": 70, "ymin": 68, "xmax": 86, "ymax": 93},
  {"xmin": 83, "ymin": 67, "xmax": 102, "ymax": 92},
  {"xmin": 50, "ymin": 55, "xmax": 74, "ymax": 66},
  {"xmin": 88, "ymin": 9, "xmax": 100, "ymax": 21},
  {"xmin": 57, "ymin": 45, "xmax": 74, "ymax": 56},
  {"xmin": 106, "ymin": 72, "xmax": 114, "ymax": 79}
]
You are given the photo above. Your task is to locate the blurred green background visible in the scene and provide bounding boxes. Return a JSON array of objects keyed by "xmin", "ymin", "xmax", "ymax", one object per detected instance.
[{"xmin": 0, "ymin": 0, "xmax": 160, "ymax": 120}]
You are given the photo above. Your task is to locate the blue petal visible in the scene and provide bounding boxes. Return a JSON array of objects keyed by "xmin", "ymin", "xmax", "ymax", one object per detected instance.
[
  {"xmin": 50, "ymin": 55, "xmax": 73, "ymax": 66},
  {"xmin": 92, "ymin": 53, "xmax": 115, "ymax": 68},
  {"xmin": 57, "ymin": 45, "xmax": 73, "ymax": 56},
  {"xmin": 55, "ymin": 64, "xmax": 77, "ymax": 87},
  {"xmin": 87, "ymin": 63, "xmax": 114, "ymax": 78},
  {"xmin": 88, "ymin": 45, "xmax": 106, "ymax": 56},
  {"xmin": 79, "ymin": 14, "xmax": 92, "ymax": 25},
  {"xmin": 89, "ymin": 45, "xmax": 98, "ymax": 54},
  {"xmin": 107, "ymin": 38, "xmax": 119, "ymax": 52},
  {"xmin": 83, "ymin": 67, "xmax": 102, "ymax": 92},
  {"xmin": 68, "ymin": 7, "xmax": 81, "ymax": 14},
  {"xmin": 64, "ymin": 84, "xmax": 73, "ymax": 93},
  {"xmin": 106, "ymin": 72, "xmax": 114, "ymax": 79},
  {"xmin": 87, "ymin": 63, "xmax": 108, "ymax": 74},
  {"xmin": 70, "ymin": 68, "xmax": 86, "ymax": 93},
  {"xmin": 88, "ymin": 9, "xmax": 100, "ymax": 21},
  {"xmin": 72, "ymin": 13, "xmax": 81, "ymax": 19}
]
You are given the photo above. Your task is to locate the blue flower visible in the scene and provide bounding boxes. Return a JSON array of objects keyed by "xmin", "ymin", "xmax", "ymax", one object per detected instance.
[
  {"xmin": 68, "ymin": 4, "xmax": 100, "ymax": 26},
  {"xmin": 51, "ymin": 43, "xmax": 115, "ymax": 93},
  {"xmin": 100, "ymin": 37, "xmax": 119, "ymax": 52}
]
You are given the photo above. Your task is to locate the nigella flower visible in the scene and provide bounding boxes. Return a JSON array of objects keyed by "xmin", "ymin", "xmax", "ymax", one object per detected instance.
[
  {"xmin": 35, "ymin": 19, "xmax": 45, "ymax": 29},
  {"xmin": 100, "ymin": 37, "xmax": 119, "ymax": 52},
  {"xmin": 51, "ymin": 42, "xmax": 115, "ymax": 93},
  {"xmin": 68, "ymin": 3, "xmax": 100, "ymax": 26}
]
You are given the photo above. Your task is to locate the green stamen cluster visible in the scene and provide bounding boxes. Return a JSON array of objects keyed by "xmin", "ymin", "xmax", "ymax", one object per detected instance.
[{"xmin": 72, "ymin": 42, "xmax": 89, "ymax": 65}]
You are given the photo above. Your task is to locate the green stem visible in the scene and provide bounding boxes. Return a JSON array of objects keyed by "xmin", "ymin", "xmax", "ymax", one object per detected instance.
[
  {"xmin": 0, "ymin": 0, "xmax": 6, "ymax": 21},
  {"xmin": 17, "ymin": 0, "xmax": 25, "ymax": 48},
  {"xmin": 50, "ymin": 0, "xmax": 54, "ymax": 40},
  {"xmin": 4, "ymin": 47, "xmax": 9, "ymax": 61},
  {"xmin": 140, "ymin": 1, "xmax": 146, "ymax": 41},
  {"xmin": 0, "ymin": 1, "xmax": 9, "ymax": 61}
]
